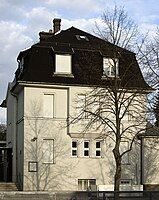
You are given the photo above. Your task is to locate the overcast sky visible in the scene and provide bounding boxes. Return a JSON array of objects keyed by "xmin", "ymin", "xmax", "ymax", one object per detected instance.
[{"xmin": 0, "ymin": 0, "xmax": 159, "ymax": 123}]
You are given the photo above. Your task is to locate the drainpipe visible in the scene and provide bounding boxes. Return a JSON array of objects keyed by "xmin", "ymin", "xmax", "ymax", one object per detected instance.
[
  {"xmin": 140, "ymin": 138, "xmax": 144, "ymax": 185},
  {"xmin": 10, "ymin": 92, "xmax": 18, "ymax": 187}
]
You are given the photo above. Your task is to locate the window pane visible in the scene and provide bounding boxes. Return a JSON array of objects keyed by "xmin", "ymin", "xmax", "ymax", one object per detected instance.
[
  {"xmin": 84, "ymin": 150, "xmax": 89, "ymax": 156},
  {"xmin": 56, "ymin": 54, "xmax": 71, "ymax": 73},
  {"xmin": 84, "ymin": 180, "xmax": 88, "ymax": 190},
  {"xmin": 96, "ymin": 150, "xmax": 101, "ymax": 157},
  {"xmin": 72, "ymin": 141, "xmax": 77, "ymax": 148},
  {"xmin": 111, "ymin": 65, "xmax": 115, "ymax": 76},
  {"xmin": 78, "ymin": 180, "xmax": 82, "ymax": 190},
  {"xmin": 44, "ymin": 94, "xmax": 54, "ymax": 117},
  {"xmin": 89, "ymin": 179, "xmax": 96, "ymax": 186},
  {"xmin": 96, "ymin": 141, "xmax": 100, "ymax": 148},
  {"xmin": 84, "ymin": 141, "xmax": 89, "ymax": 148},
  {"xmin": 72, "ymin": 150, "xmax": 77, "ymax": 156}
]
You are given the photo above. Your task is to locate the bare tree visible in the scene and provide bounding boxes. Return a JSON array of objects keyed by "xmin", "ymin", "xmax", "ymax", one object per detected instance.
[
  {"xmin": 95, "ymin": 5, "xmax": 140, "ymax": 51},
  {"xmin": 69, "ymin": 6, "xmax": 152, "ymax": 195},
  {"xmin": 139, "ymin": 29, "xmax": 159, "ymax": 89}
]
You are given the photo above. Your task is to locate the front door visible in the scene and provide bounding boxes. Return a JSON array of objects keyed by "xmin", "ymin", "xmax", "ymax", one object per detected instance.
[{"xmin": 0, "ymin": 148, "xmax": 12, "ymax": 182}]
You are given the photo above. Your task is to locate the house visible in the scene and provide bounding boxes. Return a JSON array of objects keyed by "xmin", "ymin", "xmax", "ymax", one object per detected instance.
[
  {"xmin": 1, "ymin": 19, "xmax": 152, "ymax": 191},
  {"xmin": 138, "ymin": 123, "xmax": 159, "ymax": 191}
]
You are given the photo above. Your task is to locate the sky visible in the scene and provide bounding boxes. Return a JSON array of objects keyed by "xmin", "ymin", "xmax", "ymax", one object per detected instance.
[{"xmin": 0, "ymin": 0, "xmax": 159, "ymax": 123}]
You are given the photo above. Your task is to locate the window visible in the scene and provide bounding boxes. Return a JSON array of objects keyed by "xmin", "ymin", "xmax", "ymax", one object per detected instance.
[
  {"xmin": 55, "ymin": 54, "xmax": 71, "ymax": 74},
  {"xmin": 120, "ymin": 179, "xmax": 132, "ymax": 185},
  {"xmin": 43, "ymin": 139, "xmax": 54, "ymax": 164},
  {"xmin": 96, "ymin": 141, "xmax": 101, "ymax": 157},
  {"xmin": 19, "ymin": 57, "xmax": 24, "ymax": 73},
  {"xmin": 78, "ymin": 179, "xmax": 96, "ymax": 191},
  {"xmin": 120, "ymin": 141, "xmax": 129, "ymax": 165},
  {"xmin": 84, "ymin": 141, "xmax": 89, "ymax": 157},
  {"xmin": 28, "ymin": 162, "xmax": 38, "ymax": 172},
  {"xmin": 103, "ymin": 58, "xmax": 119, "ymax": 77},
  {"xmin": 76, "ymin": 35, "xmax": 89, "ymax": 41},
  {"xmin": 77, "ymin": 94, "xmax": 87, "ymax": 118},
  {"xmin": 44, "ymin": 94, "xmax": 54, "ymax": 118},
  {"xmin": 72, "ymin": 140, "xmax": 77, "ymax": 157}
]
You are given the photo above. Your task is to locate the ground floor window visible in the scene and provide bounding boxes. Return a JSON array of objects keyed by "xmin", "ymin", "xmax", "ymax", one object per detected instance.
[
  {"xmin": 120, "ymin": 179, "xmax": 132, "ymax": 185},
  {"xmin": 78, "ymin": 179, "xmax": 96, "ymax": 191}
]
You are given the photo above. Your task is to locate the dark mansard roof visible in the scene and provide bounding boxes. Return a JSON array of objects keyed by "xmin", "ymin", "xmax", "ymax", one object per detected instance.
[{"xmin": 14, "ymin": 26, "xmax": 151, "ymax": 90}]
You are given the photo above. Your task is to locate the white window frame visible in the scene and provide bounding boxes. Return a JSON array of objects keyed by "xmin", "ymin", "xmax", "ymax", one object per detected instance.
[
  {"xmin": 96, "ymin": 141, "xmax": 101, "ymax": 157},
  {"xmin": 43, "ymin": 94, "xmax": 54, "ymax": 118},
  {"xmin": 42, "ymin": 139, "xmax": 54, "ymax": 164},
  {"xmin": 55, "ymin": 54, "xmax": 72, "ymax": 74},
  {"xmin": 103, "ymin": 58, "xmax": 119, "ymax": 77},
  {"xmin": 83, "ymin": 141, "xmax": 89, "ymax": 157},
  {"xmin": 71, "ymin": 140, "xmax": 78, "ymax": 157},
  {"xmin": 78, "ymin": 179, "xmax": 96, "ymax": 191}
]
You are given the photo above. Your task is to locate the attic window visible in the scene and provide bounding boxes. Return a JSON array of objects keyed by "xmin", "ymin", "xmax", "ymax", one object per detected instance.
[
  {"xmin": 76, "ymin": 35, "xmax": 89, "ymax": 41},
  {"xmin": 55, "ymin": 54, "xmax": 72, "ymax": 74},
  {"xmin": 19, "ymin": 57, "xmax": 24, "ymax": 73},
  {"xmin": 103, "ymin": 58, "xmax": 119, "ymax": 77}
]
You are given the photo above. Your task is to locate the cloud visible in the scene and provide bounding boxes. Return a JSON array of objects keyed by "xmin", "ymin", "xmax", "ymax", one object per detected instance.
[
  {"xmin": 0, "ymin": 20, "xmax": 33, "ymax": 123},
  {"xmin": 24, "ymin": 7, "xmax": 60, "ymax": 41},
  {"xmin": 46, "ymin": 0, "xmax": 103, "ymax": 17}
]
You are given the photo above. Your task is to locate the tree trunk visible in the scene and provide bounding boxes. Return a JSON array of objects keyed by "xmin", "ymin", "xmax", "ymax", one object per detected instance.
[{"xmin": 113, "ymin": 145, "xmax": 122, "ymax": 200}]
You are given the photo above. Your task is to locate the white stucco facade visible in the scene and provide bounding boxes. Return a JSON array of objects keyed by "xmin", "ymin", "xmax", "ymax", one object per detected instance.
[{"xmin": 5, "ymin": 82, "xmax": 148, "ymax": 191}]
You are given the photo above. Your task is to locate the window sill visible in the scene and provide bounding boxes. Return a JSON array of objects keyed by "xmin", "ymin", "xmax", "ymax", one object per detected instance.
[{"xmin": 53, "ymin": 72, "xmax": 74, "ymax": 78}]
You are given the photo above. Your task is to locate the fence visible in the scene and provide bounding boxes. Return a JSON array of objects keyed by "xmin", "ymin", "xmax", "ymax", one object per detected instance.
[{"xmin": 55, "ymin": 191, "xmax": 159, "ymax": 200}]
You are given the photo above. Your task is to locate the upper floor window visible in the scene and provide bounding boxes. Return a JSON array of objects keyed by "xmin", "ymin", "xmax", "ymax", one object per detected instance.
[
  {"xmin": 72, "ymin": 140, "xmax": 78, "ymax": 157},
  {"xmin": 43, "ymin": 94, "xmax": 54, "ymax": 118},
  {"xmin": 55, "ymin": 54, "xmax": 71, "ymax": 74},
  {"xmin": 96, "ymin": 141, "xmax": 101, "ymax": 157},
  {"xmin": 84, "ymin": 141, "xmax": 89, "ymax": 157},
  {"xmin": 103, "ymin": 58, "xmax": 119, "ymax": 77}
]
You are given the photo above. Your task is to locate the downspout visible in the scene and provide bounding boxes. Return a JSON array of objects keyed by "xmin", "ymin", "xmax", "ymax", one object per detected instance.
[
  {"xmin": 140, "ymin": 138, "xmax": 143, "ymax": 185},
  {"xmin": 10, "ymin": 92, "xmax": 18, "ymax": 187}
]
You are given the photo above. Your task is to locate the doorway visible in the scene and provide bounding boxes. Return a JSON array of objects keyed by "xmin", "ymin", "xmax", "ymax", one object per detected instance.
[{"xmin": 0, "ymin": 148, "xmax": 12, "ymax": 182}]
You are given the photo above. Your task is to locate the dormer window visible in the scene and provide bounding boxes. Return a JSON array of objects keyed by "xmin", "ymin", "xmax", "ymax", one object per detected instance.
[
  {"xmin": 19, "ymin": 57, "xmax": 24, "ymax": 73},
  {"xmin": 76, "ymin": 35, "xmax": 89, "ymax": 41},
  {"xmin": 55, "ymin": 54, "xmax": 72, "ymax": 74},
  {"xmin": 103, "ymin": 58, "xmax": 119, "ymax": 77}
]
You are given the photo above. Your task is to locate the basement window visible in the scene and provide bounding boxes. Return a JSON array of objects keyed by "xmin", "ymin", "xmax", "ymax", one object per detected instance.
[
  {"xmin": 78, "ymin": 179, "xmax": 96, "ymax": 191},
  {"xmin": 120, "ymin": 179, "xmax": 132, "ymax": 185}
]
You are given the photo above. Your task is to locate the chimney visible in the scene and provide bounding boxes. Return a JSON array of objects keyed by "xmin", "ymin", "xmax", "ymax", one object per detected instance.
[{"xmin": 53, "ymin": 18, "xmax": 61, "ymax": 34}]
